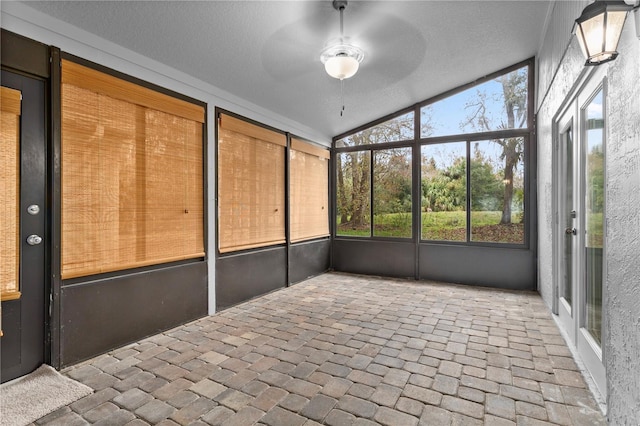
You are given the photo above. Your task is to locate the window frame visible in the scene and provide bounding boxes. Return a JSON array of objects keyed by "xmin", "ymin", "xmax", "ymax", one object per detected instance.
[{"xmin": 332, "ymin": 58, "xmax": 534, "ymax": 249}]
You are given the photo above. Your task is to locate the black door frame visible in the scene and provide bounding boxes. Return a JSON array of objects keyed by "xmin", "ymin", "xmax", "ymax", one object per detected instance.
[{"xmin": 1, "ymin": 30, "xmax": 52, "ymax": 379}]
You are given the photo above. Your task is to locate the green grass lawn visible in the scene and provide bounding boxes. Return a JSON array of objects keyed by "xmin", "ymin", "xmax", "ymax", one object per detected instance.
[{"xmin": 337, "ymin": 210, "xmax": 524, "ymax": 243}]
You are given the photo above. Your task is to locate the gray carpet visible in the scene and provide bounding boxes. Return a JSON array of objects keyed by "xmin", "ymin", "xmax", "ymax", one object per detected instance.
[{"xmin": 0, "ymin": 364, "xmax": 93, "ymax": 426}]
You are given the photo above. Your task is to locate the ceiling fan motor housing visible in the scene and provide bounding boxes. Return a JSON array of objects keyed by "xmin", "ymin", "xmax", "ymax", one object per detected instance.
[{"xmin": 333, "ymin": 0, "xmax": 348, "ymax": 11}]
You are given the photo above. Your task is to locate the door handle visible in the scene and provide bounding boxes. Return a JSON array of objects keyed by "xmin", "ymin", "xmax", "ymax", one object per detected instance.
[
  {"xmin": 565, "ymin": 227, "xmax": 577, "ymax": 235},
  {"xmin": 26, "ymin": 234, "xmax": 43, "ymax": 246}
]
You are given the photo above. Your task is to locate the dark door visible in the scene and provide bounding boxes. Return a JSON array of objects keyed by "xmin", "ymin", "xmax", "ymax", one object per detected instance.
[{"xmin": 1, "ymin": 70, "xmax": 47, "ymax": 383}]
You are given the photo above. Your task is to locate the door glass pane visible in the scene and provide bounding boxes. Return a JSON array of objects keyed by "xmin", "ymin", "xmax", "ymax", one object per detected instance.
[
  {"xmin": 421, "ymin": 142, "xmax": 467, "ymax": 241},
  {"xmin": 562, "ymin": 125, "xmax": 573, "ymax": 308},
  {"xmin": 336, "ymin": 151, "xmax": 371, "ymax": 237},
  {"xmin": 584, "ymin": 89, "xmax": 604, "ymax": 345},
  {"xmin": 470, "ymin": 139, "xmax": 525, "ymax": 244},
  {"xmin": 373, "ymin": 148, "xmax": 412, "ymax": 238}
]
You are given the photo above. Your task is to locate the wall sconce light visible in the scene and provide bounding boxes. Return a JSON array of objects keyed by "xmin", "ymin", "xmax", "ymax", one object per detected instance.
[{"xmin": 573, "ymin": 0, "xmax": 640, "ymax": 66}]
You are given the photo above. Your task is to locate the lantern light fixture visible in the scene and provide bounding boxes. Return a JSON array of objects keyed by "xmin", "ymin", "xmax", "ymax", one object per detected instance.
[{"xmin": 573, "ymin": 0, "xmax": 640, "ymax": 66}]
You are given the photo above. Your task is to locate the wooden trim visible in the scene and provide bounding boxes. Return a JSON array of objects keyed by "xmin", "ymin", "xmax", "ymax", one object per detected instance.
[
  {"xmin": 0, "ymin": 87, "xmax": 22, "ymax": 115},
  {"xmin": 219, "ymin": 113, "xmax": 286, "ymax": 147},
  {"xmin": 61, "ymin": 59, "xmax": 204, "ymax": 123},
  {"xmin": 219, "ymin": 240, "xmax": 286, "ymax": 254},
  {"xmin": 291, "ymin": 234, "xmax": 330, "ymax": 244},
  {"xmin": 291, "ymin": 138, "xmax": 330, "ymax": 159},
  {"xmin": 1, "ymin": 291, "xmax": 21, "ymax": 302},
  {"xmin": 61, "ymin": 252, "xmax": 205, "ymax": 280}
]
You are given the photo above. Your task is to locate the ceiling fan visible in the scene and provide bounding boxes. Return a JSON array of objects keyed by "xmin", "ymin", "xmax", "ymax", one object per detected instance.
[
  {"xmin": 320, "ymin": 0, "xmax": 365, "ymax": 81},
  {"xmin": 319, "ymin": 0, "xmax": 364, "ymax": 116}
]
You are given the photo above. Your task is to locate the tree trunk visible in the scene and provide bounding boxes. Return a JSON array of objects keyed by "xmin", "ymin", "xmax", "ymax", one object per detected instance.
[
  {"xmin": 500, "ymin": 79, "xmax": 518, "ymax": 225},
  {"xmin": 501, "ymin": 156, "xmax": 515, "ymax": 224},
  {"xmin": 336, "ymin": 154, "xmax": 348, "ymax": 225},
  {"xmin": 350, "ymin": 152, "xmax": 366, "ymax": 227},
  {"xmin": 500, "ymin": 139, "xmax": 519, "ymax": 224}
]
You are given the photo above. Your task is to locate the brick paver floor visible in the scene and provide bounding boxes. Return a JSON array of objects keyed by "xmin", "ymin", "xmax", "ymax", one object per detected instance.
[{"xmin": 35, "ymin": 273, "xmax": 607, "ymax": 425}]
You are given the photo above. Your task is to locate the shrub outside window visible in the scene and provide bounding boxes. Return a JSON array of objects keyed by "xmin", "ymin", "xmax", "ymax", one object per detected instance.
[{"xmin": 421, "ymin": 142, "xmax": 466, "ymax": 241}]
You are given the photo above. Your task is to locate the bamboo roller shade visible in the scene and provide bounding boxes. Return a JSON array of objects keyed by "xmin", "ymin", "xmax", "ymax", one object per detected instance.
[
  {"xmin": 290, "ymin": 140, "xmax": 329, "ymax": 243},
  {"xmin": 219, "ymin": 114, "xmax": 286, "ymax": 147},
  {"xmin": 218, "ymin": 125, "xmax": 285, "ymax": 253},
  {"xmin": 291, "ymin": 138, "xmax": 330, "ymax": 159},
  {"xmin": 61, "ymin": 69, "xmax": 205, "ymax": 279},
  {"xmin": 1, "ymin": 87, "xmax": 22, "ymax": 301},
  {"xmin": 62, "ymin": 59, "xmax": 204, "ymax": 123}
]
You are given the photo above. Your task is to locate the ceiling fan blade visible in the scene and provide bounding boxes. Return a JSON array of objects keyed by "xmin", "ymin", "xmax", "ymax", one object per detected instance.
[{"xmin": 261, "ymin": 2, "xmax": 339, "ymax": 82}]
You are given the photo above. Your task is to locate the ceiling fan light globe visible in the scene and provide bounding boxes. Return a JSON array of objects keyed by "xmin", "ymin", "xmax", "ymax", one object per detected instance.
[{"xmin": 325, "ymin": 55, "xmax": 360, "ymax": 79}]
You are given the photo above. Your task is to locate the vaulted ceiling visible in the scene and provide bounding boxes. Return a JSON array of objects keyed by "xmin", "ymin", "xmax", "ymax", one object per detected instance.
[{"xmin": 21, "ymin": 1, "xmax": 552, "ymax": 140}]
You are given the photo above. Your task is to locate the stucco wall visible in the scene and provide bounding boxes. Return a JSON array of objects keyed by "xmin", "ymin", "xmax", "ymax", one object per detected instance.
[
  {"xmin": 602, "ymin": 17, "xmax": 640, "ymax": 425},
  {"xmin": 537, "ymin": 3, "xmax": 640, "ymax": 424}
]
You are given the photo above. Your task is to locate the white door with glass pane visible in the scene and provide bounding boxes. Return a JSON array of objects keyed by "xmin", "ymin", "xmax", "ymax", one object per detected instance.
[{"xmin": 556, "ymin": 68, "xmax": 606, "ymax": 398}]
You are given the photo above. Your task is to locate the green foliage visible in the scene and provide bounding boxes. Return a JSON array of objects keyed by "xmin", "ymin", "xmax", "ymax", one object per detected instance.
[
  {"xmin": 587, "ymin": 146, "xmax": 604, "ymax": 214},
  {"xmin": 422, "ymin": 157, "xmax": 465, "ymax": 212},
  {"xmin": 470, "ymin": 146, "xmax": 504, "ymax": 211}
]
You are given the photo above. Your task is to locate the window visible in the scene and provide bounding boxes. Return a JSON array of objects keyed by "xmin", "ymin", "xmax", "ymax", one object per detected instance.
[
  {"xmin": 335, "ymin": 111, "xmax": 414, "ymax": 239},
  {"xmin": 374, "ymin": 148, "xmax": 412, "ymax": 237},
  {"xmin": 217, "ymin": 114, "xmax": 286, "ymax": 253},
  {"xmin": 1, "ymin": 87, "xmax": 21, "ymax": 300},
  {"xmin": 420, "ymin": 63, "xmax": 529, "ymax": 245},
  {"xmin": 336, "ymin": 112, "xmax": 414, "ymax": 147},
  {"xmin": 290, "ymin": 139, "xmax": 330, "ymax": 242},
  {"xmin": 469, "ymin": 139, "xmax": 525, "ymax": 243},
  {"xmin": 421, "ymin": 66, "xmax": 528, "ymax": 138},
  {"xmin": 335, "ymin": 60, "xmax": 531, "ymax": 246},
  {"xmin": 421, "ymin": 142, "xmax": 466, "ymax": 241},
  {"xmin": 61, "ymin": 60, "xmax": 205, "ymax": 279},
  {"xmin": 584, "ymin": 89, "xmax": 604, "ymax": 345},
  {"xmin": 336, "ymin": 151, "xmax": 371, "ymax": 237}
]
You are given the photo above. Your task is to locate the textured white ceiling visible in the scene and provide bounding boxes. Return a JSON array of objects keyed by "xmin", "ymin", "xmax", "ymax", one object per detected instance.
[{"xmin": 23, "ymin": 0, "xmax": 551, "ymax": 139}]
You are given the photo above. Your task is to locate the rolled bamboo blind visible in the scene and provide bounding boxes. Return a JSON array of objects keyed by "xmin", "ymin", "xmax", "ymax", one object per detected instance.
[
  {"xmin": 218, "ymin": 114, "xmax": 286, "ymax": 253},
  {"xmin": 61, "ymin": 62, "xmax": 205, "ymax": 279},
  {"xmin": 1, "ymin": 87, "xmax": 21, "ymax": 301},
  {"xmin": 62, "ymin": 60, "xmax": 204, "ymax": 123},
  {"xmin": 0, "ymin": 87, "xmax": 22, "ymax": 301},
  {"xmin": 290, "ymin": 139, "xmax": 330, "ymax": 243}
]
